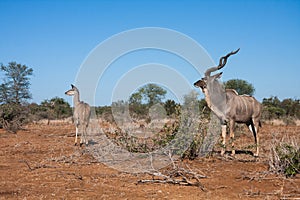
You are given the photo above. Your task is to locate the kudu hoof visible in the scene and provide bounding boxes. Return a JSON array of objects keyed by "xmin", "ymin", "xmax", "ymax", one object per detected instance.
[
  {"xmin": 231, "ymin": 150, "xmax": 235, "ymax": 156},
  {"xmin": 221, "ymin": 150, "xmax": 225, "ymax": 156}
]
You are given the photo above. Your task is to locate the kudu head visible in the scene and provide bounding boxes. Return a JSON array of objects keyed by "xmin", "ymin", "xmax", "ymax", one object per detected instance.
[
  {"xmin": 194, "ymin": 48, "xmax": 240, "ymax": 92},
  {"xmin": 65, "ymin": 84, "xmax": 79, "ymax": 96}
]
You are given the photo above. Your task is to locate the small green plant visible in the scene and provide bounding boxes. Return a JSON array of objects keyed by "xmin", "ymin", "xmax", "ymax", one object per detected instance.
[
  {"xmin": 269, "ymin": 136, "xmax": 299, "ymax": 177},
  {"xmin": 181, "ymin": 133, "xmax": 203, "ymax": 159}
]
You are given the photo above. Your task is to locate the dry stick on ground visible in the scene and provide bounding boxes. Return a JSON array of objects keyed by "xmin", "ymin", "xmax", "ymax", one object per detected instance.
[
  {"xmin": 137, "ymin": 152, "xmax": 206, "ymax": 190},
  {"xmin": 20, "ymin": 160, "xmax": 57, "ymax": 171},
  {"xmin": 239, "ymin": 171, "xmax": 282, "ymax": 182},
  {"xmin": 241, "ymin": 186, "xmax": 300, "ymax": 199},
  {"xmin": 138, "ymin": 164, "xmax": 206, "ymax": 189}
]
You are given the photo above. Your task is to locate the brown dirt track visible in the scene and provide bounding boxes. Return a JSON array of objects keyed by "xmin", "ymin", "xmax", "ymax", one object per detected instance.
[{"xmin": 0, "ymin": 123, "xmax": 299, "ymax": 199}]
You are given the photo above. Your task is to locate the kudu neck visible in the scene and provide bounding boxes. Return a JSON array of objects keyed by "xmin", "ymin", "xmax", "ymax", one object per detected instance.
[
  {"xmin": 203, "ymin": 88, "xmax": 227, "ymax": 123},
  {"xmin": 203, "ymin": 88, "xmax": 212, "ymax": 108},
  {"xmin": 73, "ymin": 91, "xmax": 81, "ymax": 106}
]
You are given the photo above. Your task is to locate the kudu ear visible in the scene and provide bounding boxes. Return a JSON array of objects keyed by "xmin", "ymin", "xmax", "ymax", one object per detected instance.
[
  {"xmin": 211, "ymin": 72, "xmax": 223, "ymax": 80},
  {"xmin": 216, "ymin": 72, "xmax": 223, "ymax": 79},
  {"xmin": 71, "ymin": 84, "xmax": 75, "ymax": 88}
]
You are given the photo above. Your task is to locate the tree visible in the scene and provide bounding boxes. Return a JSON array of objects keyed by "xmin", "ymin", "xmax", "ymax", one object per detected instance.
[
  {"xmin": 262, "ymin": 96, "xmax": 285, "ymax": 119},
  {"xmin": 0, "ymin": 62, "xmax": 33, "ymax": 104},
  {"xmin": 224, "ymin": 79, "xmax": 255, "ymax": 96},
  {"xmin": 263, "ymin": 96, "xmax": 281, "ymax": 108},
  {"xmin": 141, "ymin": 83, "xmax": 167, "ymax": 106},
  {"xmin": 0, "ymin": 62, "xmax": 33, "ymax": 132},
  {"xmin": 164, "ymin": 99, "xmax": 177, "ymax": 116},
  {"xmin": 129, "ymin": 84, "xmax": 167, "ymax": 118},
  {"xmin": 129, "ymin": 91, "xmax": 142, "ymax": 105},
  {"xmin": 281, "ymin": 98, "xmax": 300, "ymax": 118},
  {"xmin": 129, "ymin": 84, "xmax": 167, "ymax": 107},
  {"xmin": 0, "ymin": 84, "xmax": 10, "ymax": 104},
  {"xmin": 262, "ymin": 96, "xmax": 300, "ymax": 120}
]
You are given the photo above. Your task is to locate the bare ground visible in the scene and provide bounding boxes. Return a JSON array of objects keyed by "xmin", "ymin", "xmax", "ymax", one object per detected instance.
[{"xmin": 0, "ymin": 123, "xmax": 299, "ymax": 199}]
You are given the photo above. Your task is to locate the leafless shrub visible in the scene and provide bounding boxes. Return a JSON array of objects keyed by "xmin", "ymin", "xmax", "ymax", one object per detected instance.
[
  {"xmin": 103, "ymin": 118, "xmax": 180, "ymax": 153},
  {"xmin": 181, "ymin": 112, "xmax": 208, "ymax": 159},
  {"xmin": 103, "ymin": 93, "xmax": 216, "ymax": 159}
]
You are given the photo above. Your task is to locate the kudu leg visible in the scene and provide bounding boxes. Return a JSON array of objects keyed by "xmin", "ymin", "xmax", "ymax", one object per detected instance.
[
  {"xmin": 221, "ymin": 125, "xmax": 227, "ymax": 155},
  {"xmin": 84, "ymin": 125, "xmax": 88, "ymax": 146},
  {"xmin": 249, "ymin": 120, "xmax": 259, "ymax": 157},
  {"xmin": 75, "ymin": 126, "xmax": 78, "ymax": 145},
  {"xmin": 253, "ymin": 120, "xmax": 260, "ymax": 157},
  {"xmin": 255, "ymin": 135, "xmax": 259, "ymax": 157},
  {"xmin": 79, "ymin": 125, "xmax": 88, "ymax": 147},
  {"xmin": 80, "ymin": 126, "xmax": 84, "ymax": 146},
  {"xmin": 229, "ymin": 120, "xmax": 235, "ymax": 156}
]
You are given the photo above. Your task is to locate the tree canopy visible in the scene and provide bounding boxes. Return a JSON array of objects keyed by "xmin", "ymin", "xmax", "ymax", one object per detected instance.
[
  {"xmin": 129, "ymin": 83, "xmax": 167, "ymax": 106},
  {"xmin": 128, "ymin": 84, "xmax": 167, "ymax": 118},
  {"xmin": 0, "ymin": 62, "xmax": 33, "ymax": 104},
  {"xmin": 224, "ymin": 79, "xmax": 255, "ymax": 96},
  {"xmin": 0, "ymin": 62, "xmax": 33, "ymax": 132},
  {"xmin": 262, "ymin": 96, "xmax": 300, "ymax": 120}
]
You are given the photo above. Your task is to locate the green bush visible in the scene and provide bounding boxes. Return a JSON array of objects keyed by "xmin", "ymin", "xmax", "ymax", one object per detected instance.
[
  {"xmin": 0, "ymin": 103, "xmax": 29, "ymax": 133},
  {"xmin": 269, "ymin": 136, "xmax": 299, "ymax": 177},
  {"xmin": 262, "ymin": 96, "xmax": 300, "ymax": 121}
]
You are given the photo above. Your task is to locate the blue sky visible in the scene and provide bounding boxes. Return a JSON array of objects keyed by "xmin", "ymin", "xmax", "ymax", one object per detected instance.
[{"xmin": 0, "ymin": 0, "xmax": 299, "ymax": 106}]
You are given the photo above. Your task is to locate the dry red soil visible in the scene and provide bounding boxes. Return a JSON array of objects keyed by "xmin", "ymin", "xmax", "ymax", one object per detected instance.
[{"xmin": 0, "ymin": 123, "xmax": 299, "ymax": 199}]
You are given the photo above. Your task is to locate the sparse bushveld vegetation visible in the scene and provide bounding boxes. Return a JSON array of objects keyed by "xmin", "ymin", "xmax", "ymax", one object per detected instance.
[
  {"xmin": 101, "ymin": 89, "xmax": 211, "ymax": 160},
  {"xmin": 0, "ymin": 71, "xmax": 299, "ymax": 161},
  {"xmin": 262, "ymin": 96, "xmax": 300, "ymax": 123},
  {"xmin": 269, "ymin": 136, "xmax": 300, "ymax": 177},
  {"xmin": 0, "ymin": 61, "xmax": 299, "ymax": 164},
  {"xmin": 102, "ymin": 119, "xmax": 180, "ymax": 153},
  {"xmin": 0, "ymin": 65, "xmax": 300, "ymax": 199},
  {"xmin": 0, "ymin": 62, "xmax": 73, "ymax": 131},
  {"xmin": 29, "ymin": 97, "xmax": 72, "ymax": 122}
]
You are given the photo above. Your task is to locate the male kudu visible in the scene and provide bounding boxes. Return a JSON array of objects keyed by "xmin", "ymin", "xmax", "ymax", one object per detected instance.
[{"xmin": 194, "ymin": 49, "xmax": 262, "ymax": 156}]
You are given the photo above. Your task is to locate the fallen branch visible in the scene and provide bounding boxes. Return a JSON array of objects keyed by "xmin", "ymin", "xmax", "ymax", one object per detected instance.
[
  {"xmin": 20, "ymin": 160, "xmax": 57, "ymax": 171},
  {"xmin": 138, "ymin": 178, "xmax": 201, "ymax": 186},
  {"xmin": 137, "ymin": 156, "xmax": 206, "ymax": 190}
]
